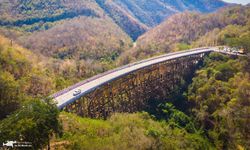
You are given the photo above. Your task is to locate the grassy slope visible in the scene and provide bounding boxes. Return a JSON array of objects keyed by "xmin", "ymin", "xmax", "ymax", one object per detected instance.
[{"xmin": 56, "ymin": 112, "xmax": 212, "ymax": 150}]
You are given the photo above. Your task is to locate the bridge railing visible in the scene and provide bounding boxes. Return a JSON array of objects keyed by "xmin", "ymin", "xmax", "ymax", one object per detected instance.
[{"xmin": 51, "ymin": 47, "xmax": 213, "ymax": 98}]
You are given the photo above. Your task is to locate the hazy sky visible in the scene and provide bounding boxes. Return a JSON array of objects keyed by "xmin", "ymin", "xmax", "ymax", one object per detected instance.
[{"xmin": 223, "ymin": 0, "xmax": 250, "ymax": 5}]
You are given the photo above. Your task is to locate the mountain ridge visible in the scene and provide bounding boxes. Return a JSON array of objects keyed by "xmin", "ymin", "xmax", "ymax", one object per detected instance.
[
  {"xmin": 0, "ymin": 0, "xmax": 229, "ymax": 40},
  {"xmin": 96, "ymin": 0, "xmax": 229, "ymax": 39}
]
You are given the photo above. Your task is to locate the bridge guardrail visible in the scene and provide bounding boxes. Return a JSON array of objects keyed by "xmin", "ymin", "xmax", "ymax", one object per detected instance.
[{"xmin": 52, "ymin": 47, "xmax": 213, "ymax": 98}]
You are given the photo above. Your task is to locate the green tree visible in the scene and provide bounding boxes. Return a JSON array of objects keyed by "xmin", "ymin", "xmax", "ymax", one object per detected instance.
[
  {"xmin": 188, "ymin": 52, "xmax": 250, "ymax": 149},
  {"xmin": 215, "ymin": 63, "xmax": 235, "ymax": 81},
  {"xmin": 157, "ymin": 103, "xmax": 197, "ymax": 133},
  {"xmin": 0, "ymin": 71, "xmax": 22, "ymax": 119},
  {"xmin": 175, "ymin": 43, "xmax": 191, "ymax": 51},
  {"xmin": 239, "ymin": 33, "xmax": 250, "ymax": 53},
  {"xmin": 0, "ymin": 98, "xmax": 62, "ymax": 149}
]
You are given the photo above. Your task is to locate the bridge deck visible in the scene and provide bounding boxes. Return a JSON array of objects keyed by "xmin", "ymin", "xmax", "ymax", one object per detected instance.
[{"xmin": 53, "ymin": 47, "xmax": 224, "ymax": 109}]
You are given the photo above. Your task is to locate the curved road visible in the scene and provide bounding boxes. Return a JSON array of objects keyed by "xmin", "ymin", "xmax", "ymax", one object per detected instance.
[{"xmin": 53, "ymin": 47, "xmax": 238, "ymax": 109}]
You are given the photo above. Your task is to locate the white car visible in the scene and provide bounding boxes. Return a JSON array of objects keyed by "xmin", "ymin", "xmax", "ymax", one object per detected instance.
[{"xmin": 73, "ymin": 89, "xmax": 81, "ymax": 96}]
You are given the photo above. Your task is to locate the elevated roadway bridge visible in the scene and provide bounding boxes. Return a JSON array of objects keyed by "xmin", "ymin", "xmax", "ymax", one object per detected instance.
[{"xmin": 52, "ymin": 47, "xmax": 242, "ymax": 118}]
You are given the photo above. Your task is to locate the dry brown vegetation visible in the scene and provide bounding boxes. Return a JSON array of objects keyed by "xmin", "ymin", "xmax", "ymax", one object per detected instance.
[
  {"xmin": 96, "ymin": 0, "xmax": 149, "ymax": 40},
  {"xmin": 118, "ymin": 5, "xmax": 250, "ymax": 65},
  {"xmin": 0, "ymin": 0, "xmax": 228, "ymax": 41},
  {"xmin": 18, "ymin": 16, "xmax": 132, "ymax": 59},
  {"xmin": 0, "ymin": 34, "xmax": 54, "ymax": 117},
  {"xmin": 96, "ymin": 0, "xmax": 227, "ymax": 40},
  {"xmin": 0, "ymin": 0, "xmax": 134, "ymax": 63}
]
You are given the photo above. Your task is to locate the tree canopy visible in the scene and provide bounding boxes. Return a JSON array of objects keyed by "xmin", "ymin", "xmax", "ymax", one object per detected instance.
[{"xmin": 0, "ymin": 99, "xmax": 62, "ymax": 149}]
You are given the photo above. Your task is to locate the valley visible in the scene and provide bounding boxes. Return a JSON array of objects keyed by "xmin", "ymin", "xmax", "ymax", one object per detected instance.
[{"xmin": 0, "ymin": 0, "xmax": 249, "ymax": 149}]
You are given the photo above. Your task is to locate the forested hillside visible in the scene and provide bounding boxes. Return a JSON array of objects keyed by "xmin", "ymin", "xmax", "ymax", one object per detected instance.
[
  {"xmin": 0, "ymin": 34, "xmax": 122, "ymax": 119},
  {"xmin": 0, "ymin": 0, "xmax": 103, "ymax": 25},
  {"xmin": 0, "ymin": 35, "xmax": 55, "ymax": 118},
  {"xmin": 0, "ymin": 0, "xmax": 134, "ymax": 89},
  {"xmin": 0, "ymin": 0, "xmax": 133, "ymax": 65},
  {"xmin": 18, "ymin": 16, "xmax": 132, "ymax": 59},
  {"xmin": 118, "ymin": 5, "xmax": 250, "ymax": 65},
  {"xmin": 0, "ymin": 1, "xmax": 249, "ymax": 149},
  {"xmin": 0, "ymin": 0, "xmax": 229, "ymax": 76},
  {"xmin": 96, "ymin": 0, "xmax": 228, "ymax": 39},
  {"xmin": 187, "ymin": 53, "xmax": 250, "ymax": 149},
  {"xmin": 96, "ymin": 0, "xmax": 149, "ymax": 40},
  {"xmin": 100, "ymin": 0, "xmax": 227, "ymax": 27},
  {"xmin": 0, "ymin": 0, "xmax": 228, "ymax": 41}
]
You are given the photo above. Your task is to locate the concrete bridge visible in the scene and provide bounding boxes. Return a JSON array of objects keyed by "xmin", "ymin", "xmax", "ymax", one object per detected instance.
[{"xmin": 52, "ymin": 47, "xmax": 241, "ymax": 118}]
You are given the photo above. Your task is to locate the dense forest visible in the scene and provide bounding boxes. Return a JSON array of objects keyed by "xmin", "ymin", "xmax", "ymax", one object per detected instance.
[
  {"xmin": 0, "ymin": 0, "xmax": 103, "ymax": 23},
  {"xmin": 187, "ymin": 53, "xmax": 250, "ymax": 149},
  {"xmin": 0, "ymin": 1, "xmax": 249, "ymax": 150}
]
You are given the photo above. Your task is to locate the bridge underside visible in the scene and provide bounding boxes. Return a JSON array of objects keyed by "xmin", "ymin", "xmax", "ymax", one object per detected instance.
[{"xmin": 63, "ymin": 52, "xmax": 210, "ymax": 119}]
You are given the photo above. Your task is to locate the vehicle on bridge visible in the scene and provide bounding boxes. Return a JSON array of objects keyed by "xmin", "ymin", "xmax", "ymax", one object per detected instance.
[
  {"xmin": 73, "ymin": 89, "xmax": 81, "ymax": 96},
  {"xmin": 218, "ymin": 46, "xmax": 246, "ymax": 55},
  {"xmin": 238, "ymin": 49, "xmax": 246, "ymax": 54}
]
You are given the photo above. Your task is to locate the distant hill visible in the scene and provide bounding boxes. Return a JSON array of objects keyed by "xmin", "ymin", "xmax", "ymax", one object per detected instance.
[
  {"xmin": 101, "ymin": 0, "xmax": 228, "ymax": 27},
  {"xmin": 0, "ymin": 0, "xmax": 133, "ymax": 60},
  {"xmin": 96, "ymin": 0, "xmax": 228, "ymax": 39},
  {"xmin": 96, "ymin": 0, "xmax": 149, "ymax": 40},
  {"xmin": 0, "ymin": 0, "xmax": 228, "ymax": 41},
  {"xmin": 118, "ymin": 5, "xmax": 250, "ymax": 65},
  {"xmin": 0, "ymin": 0, "xmax": 103, "ymax": 25},
  {"xmin": 17, "ymin": 16, "xmax": 132, "ymax": 59}
]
